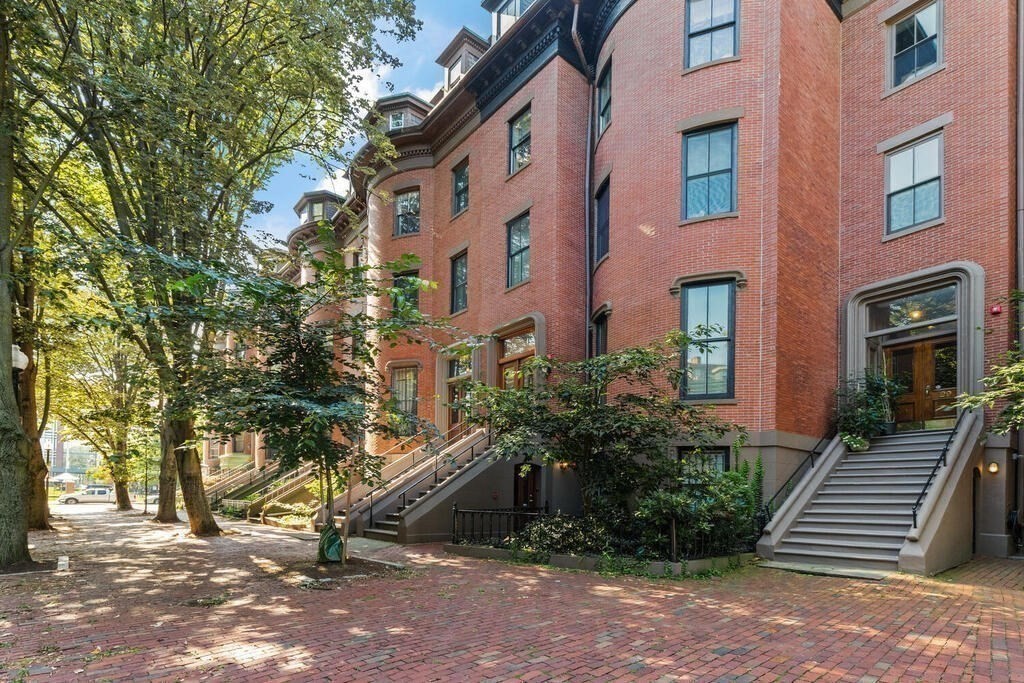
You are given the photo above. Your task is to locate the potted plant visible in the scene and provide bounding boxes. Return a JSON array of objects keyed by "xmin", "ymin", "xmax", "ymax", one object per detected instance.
[
  {"xmin": 864, "ymin": 370, "xmax": 904, "ymax": 436},
  {"xmin": 835, "ymin": 373, "xmax": 906, "ymax": 450}
]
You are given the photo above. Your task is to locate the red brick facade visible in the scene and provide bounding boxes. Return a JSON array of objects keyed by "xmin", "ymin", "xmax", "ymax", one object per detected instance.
[{"xmin": 286, "ymin": 0, "xmax": 1019, "ymax": 516}]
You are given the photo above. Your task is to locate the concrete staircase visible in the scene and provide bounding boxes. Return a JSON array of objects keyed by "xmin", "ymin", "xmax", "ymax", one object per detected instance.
[{"xmin": 772, "ymin": 429, "xmax": 952, "ymax": 570}]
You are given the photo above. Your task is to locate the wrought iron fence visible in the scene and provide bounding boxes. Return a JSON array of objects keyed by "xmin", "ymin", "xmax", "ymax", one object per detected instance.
[{"xmin": 451, "ymin": 504, "xmax": 548, "ymax": 547}]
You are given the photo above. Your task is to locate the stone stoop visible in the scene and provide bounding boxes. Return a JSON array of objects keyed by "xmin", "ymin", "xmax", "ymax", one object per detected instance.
[{"xmin": 772, "ymin": 429, "xmax": 953, "ymax": 571}]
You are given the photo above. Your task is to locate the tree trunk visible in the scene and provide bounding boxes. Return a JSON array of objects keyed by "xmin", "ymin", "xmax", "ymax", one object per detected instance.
[
  {"xmin": 21, "ymin": 345, "xmax": 50, "ymax": 530},
  {"xmin": 167, "ymin": 416, "xmax": 220, "ymax": 535},
  {"xmin": 113, "ymin": 479, "xmax": 132, "ymax": 511},
  {"xmin": 153, "ymin": 422, "xmax": 179, "ymax": 523},
  {"xmin": 0, "ymin": 11, "xmax": 31, "ymax": 568}
]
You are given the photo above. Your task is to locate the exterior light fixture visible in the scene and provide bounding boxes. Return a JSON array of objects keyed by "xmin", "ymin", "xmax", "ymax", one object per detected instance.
[
  {"xmin": 988, "ymin": 461, "xmax": 999, "ymax": 474},
  {"xmin": 909, "ymin": 310, "xmax": 924, "ymax": 320}
]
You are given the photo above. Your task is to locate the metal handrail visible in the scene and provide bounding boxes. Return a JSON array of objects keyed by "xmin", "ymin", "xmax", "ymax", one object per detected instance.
[
  {"xmin": 911, "ymin": 410, "xmax": 969, "ymax": 528},
  {"xmin": 395, "ymin": 430, "xmax": 493, "ymax": 516},
  {"xmin": 762, "ymin": 430, "xmax": 835, "ymax": 523},
  {"xmin": 329, "ymin": 422, "xmax": 472, "ymax": 519},
  {"xmin": 245, "ymin": 463, "xmax": 316, "ymax": 512},
  {"xmin": 209, "ymin": 461, "xmax": 281, "ymax": 505},
  {"xmin": 205, "ymin": 461, "xmax": 256, "ymax": 494},
  {"xmin": 367, "ymin": 428, "xmax": 491, "ymax": 527}
]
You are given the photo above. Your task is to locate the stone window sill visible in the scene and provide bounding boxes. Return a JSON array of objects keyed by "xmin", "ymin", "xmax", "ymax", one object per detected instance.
[
  {"xmin": 882, "ymin": 63, "xmax": 946, "ymax": 100},
  {"xmin": 682, "ymin": 55, "xmax": 741, "ymax": 76},
  {"xmin": 679, "ymin": 211, "xmax": 739, "ymax": 227},
  {"xmin": 882, "ymin": 217, "xmax": 945, "ymax": 242}
]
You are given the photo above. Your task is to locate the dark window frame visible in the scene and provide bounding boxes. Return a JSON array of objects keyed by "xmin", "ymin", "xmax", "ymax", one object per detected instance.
[
  {"xmin": 391, "ymin": 366, "xmax": 419, "ymax": 434},
  {"xmin": 885, "ymin": 132, "xmax": 943, "ymax": 235},
  {"xmin": 597, "ymin": 62, "xmax": 612, "ymax": 135},
  {"xmin": 452, "ymin": 161, "xmax": 470, "ymax": 216},
  {"xmin": 593, "ymin": 313, "xmax": 608, "ymax": 357},
  {"xmin": 450, "ymin": 251, "xmax": 468, "ymax": 313},
  {"xmin": 685, "ymin": 0, "xmax": 739, "ymax": 69},
  {"xmin": 506, "ymin": 213, "xmax": 531, "ymax": 288},
  {"xmin": 682, "ymin": 123, "xmax": 738, "ymax": 220},
  {"xmin": 891, "ymin": 1, "xmax": 940, "ymax": 88},
  {"xmin": 680, "ymin": 279, "xmax": 736, "ymax": 400},
  {"xmin": 509, "ymin": 105, "xmax": 532, "ymax": 175},
  {"xmin": 677, "ymin": 446, "xmax": 731, "ymax": 472},
  {"xmin": 393, "ymin": 188, "xmax": 421, "ymax": 236},
  {"xmin": 594, "ymin": 179, "xmax": 610, "ymax": 264},
  {"xmin": 392, "ymin": 270, "xmax": 420, "ymax": 313}
]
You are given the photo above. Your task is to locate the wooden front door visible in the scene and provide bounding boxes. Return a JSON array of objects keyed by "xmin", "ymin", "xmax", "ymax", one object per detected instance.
[
  {"xmin": 885, "ymin": 335, "xmax": 957, "ymax": 429},
  {"xmin": 513, "ymin": 463, "xmax": 540, "ymax": 509},
  {"xmin": 498, "ymin": 328, "xmax": 536, "ymax": 390}
]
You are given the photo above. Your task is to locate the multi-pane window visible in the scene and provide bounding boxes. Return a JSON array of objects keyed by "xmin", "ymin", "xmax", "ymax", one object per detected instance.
[
  {"xmin": 593, "ymin": 313, "xmax": 608, "ymax": 357},
  {"xmin": 507, "ymin": 214, "xmax": 531, "ymax": 288},
  {"xmin": 594, "ymin": 180, "xmax": 610, "ymax": 263},
  {"xmin": 389, "ymin": 112, "xmax": 406, "ymax": 130},
  {"xmin": 683, "ymin": 124, "xmax": 737, "ymax": 219},
  {"xmin": 496, "ymin": 0, "xmax": 537, "ymax": 39},
  {"xmin": 678, "ymin": 446, "xmax": 730, "ymax": 473},
  {"xmin": 451, "ymin": 252, "xmax": 468, "ymax": 313},
  {"xmin": 394, "ymin": 190, "xmax": 420, "ymax": 235},
  {"xmin": 391, "ymin": 367, "xmax": 418, "ymax": 433},
  {"xmin": 509, "ymin": 107, "xmax": 532, "ymax": 174},
  {"xmin": 893, "ymin": 3, "xmax": 939, "ymax": 88},
  {"xmin": 686, "ymin": 0, "xmax": 737, "ymax": 68},
  {"xmin": 452, "ymin": 161, "xmax": 469, "ymax": 215},
  {"xmin": 597, "ymin": 63, "xmax": 612, "ymax": 135},
  {"xmin": 681, "ymin": 280, "xmax": 735, "ymax": 399},
  {"xmin": 447, "ymin": 357, "xmax": 472, "ymax": 428},
  {"xmin": 392, "ymin": 271, "xmax": 420, "ymax": 312},
  {"xmin": 887, "ymin": 134, "xmax": 942, "ymax": 234}
]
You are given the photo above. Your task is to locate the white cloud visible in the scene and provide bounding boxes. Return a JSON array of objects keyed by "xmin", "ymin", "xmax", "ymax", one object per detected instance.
[{"xmin": 411, "ymin": 80, "xmax": 444, "ymax": 102}]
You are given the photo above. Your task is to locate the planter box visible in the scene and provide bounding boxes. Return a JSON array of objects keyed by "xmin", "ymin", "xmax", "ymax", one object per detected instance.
[
  {"xmin": 444, "ymin": 544, "xmax": 755, "ymax": 576},
  {"xmin": 443, "ymin": 544, "xmax": 513, "ymax": 561}
]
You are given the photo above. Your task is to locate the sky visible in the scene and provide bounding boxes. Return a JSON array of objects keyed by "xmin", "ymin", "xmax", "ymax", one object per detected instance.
[{"xmin": 249, "ymin": 1, "xmax": 491, "ymax": 242}]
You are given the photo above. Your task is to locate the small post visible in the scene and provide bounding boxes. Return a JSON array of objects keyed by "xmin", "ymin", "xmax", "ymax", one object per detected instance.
[
  {"xmin": 452, "ymin": 502, "xmax": 459, "ymax": 542},
  {"xmin": 670, "ymin": 518, "xmax": 678, "ymax": 563}
]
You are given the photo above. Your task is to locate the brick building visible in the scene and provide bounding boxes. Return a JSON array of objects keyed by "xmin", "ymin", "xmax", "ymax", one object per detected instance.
[{"xmin": 284, "ymin": 0, "xmax": 1022, "ymax": 572}]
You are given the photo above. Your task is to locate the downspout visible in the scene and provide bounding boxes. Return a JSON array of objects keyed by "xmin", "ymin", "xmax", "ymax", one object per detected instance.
[
  {"xmin": 1015, "ymin": 0, "xmax": 1023, "ymax": 514},
  {"xmin": 572, "ymin": 0, "xmax": 596, "ymax": 358}
]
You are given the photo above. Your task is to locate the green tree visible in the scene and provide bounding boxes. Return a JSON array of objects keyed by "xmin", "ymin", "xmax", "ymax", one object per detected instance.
[
  {"xmin": 18, "ymin": 0, "xmax": 419, "ymax": 536},
  {"xmin": 193, "ymin": 238, "xmax": 445, "ymax": 560},
  {"xmin": 49, "ymin": 322, "xmax": 157, "ymax": 511},
  {"xmin": 462, "ymin": 333, "xmax": 745, "ymax": 517}
]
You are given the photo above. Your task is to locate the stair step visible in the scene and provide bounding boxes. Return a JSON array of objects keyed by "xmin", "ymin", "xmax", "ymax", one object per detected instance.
[
  {"xmin": 364, "ymin": 528, "xmax": 398, "ymax": 541},
  {"xmin": 779, "ymin": 537, "xmax": 903, "ymax": 554},
  {"xmin": 827, "ymin": 476, "xmax": 930, "ymax": 486},
  {"xmin": 833, "ymin": 465, "xmax": 934, "ymax": 473},
  {"xmin": 839, "ymin": 455, "xmax": 942, "ymax": 465},
  {"xmin": 811, "ymin": 494, "xmax": 919, "ymax": 504},
  {"xmin": 820, "ymin": 485, "xmax": 925, "ymax": 495},
  {"xmin": 375, "ymin": 520, "xmax": 399, "ymax": 529},
  {"xmin": 791, "ymin": 526, "xmax": 907, "ymax": 541},
  {"xmin": 773, "ymin": 548, "xmax": 899, "ymax": 571},
  {"xmin": 808, "ymin": 503, "xmax": 915, "ymax": 515}
]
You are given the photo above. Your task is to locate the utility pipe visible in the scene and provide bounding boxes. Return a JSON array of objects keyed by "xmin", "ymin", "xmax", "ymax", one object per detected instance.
[{"xmin": 571, "ymin": 0, "xmax": 596, "ymax": 358}]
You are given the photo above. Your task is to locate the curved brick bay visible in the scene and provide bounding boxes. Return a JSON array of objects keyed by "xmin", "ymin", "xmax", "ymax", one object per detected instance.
[{"xmin": 2, "ymin": 507, "xmax": 1022, "ymax": 681}]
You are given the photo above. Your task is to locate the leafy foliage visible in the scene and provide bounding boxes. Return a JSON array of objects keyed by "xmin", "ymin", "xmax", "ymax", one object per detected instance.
[
  {"xmin": 835, "ymin": 371, "xmax": 904, "ymax": 440},
  {"xmin": 462, "ymin": 333, "xmax": 744, "ymax": 516}
]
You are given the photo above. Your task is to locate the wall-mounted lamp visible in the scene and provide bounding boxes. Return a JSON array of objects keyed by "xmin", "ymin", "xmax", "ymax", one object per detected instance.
[
  {"xmin": 558, "ymin": 461, "xmax": 570, "ymax": 471},
  {"xmin": 988, "ymin": 461, "xmax": 1000, "ymax": 474}
]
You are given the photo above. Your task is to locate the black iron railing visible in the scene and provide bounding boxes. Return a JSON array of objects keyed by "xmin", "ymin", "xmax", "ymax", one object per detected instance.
[
  {"xmin": 761, "ymin": 430, "xmax": 836, "ymax": 525},
  {"xmin": 911, "ymin": 410, "xmax": 969, "ymax": 528},
  {"xmin": 368, "ymin": 430, "xmax": 492, "ymax": 526},
  {"xmin": 451, "ymin": 504, "xmax": 548, "ymax": 547}
]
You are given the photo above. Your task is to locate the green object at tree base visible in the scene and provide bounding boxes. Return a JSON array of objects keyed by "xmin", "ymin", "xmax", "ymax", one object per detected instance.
[{"xmin": 318, "ymin": 520, "xmax": 344, "ymax": 563}]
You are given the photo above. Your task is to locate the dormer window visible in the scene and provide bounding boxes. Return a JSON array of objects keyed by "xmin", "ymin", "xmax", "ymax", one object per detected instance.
[
  {"xmin": 496, "ymin": 0, "xmax": 536, "ymax": 39},
  {"xmin": 448, "ymin": 58, "xmax": 463, "ymax": 88},
  {"xmin": 389, "ymin": 112, "xmax": 406, "ymax": 130},
  {"xmin": 302, "ymin": 200, "xmax": 338, "ymax": 224}
]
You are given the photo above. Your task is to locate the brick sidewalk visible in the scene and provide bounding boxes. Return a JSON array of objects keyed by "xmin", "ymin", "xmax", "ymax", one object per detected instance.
[{"xmin": 2, "ymin": 507, "xmax": 1023, "ymax": 682}]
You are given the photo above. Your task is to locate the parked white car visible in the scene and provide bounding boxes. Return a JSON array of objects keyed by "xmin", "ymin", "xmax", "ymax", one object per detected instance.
[{"xmin": 58, "ymin": 487, "xmax": 115, "ymax": 504}]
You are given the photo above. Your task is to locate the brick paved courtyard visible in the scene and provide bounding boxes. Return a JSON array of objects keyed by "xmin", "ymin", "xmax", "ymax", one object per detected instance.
[{"xmin": 2, "ymin": 507, "xmax": 1023, "ymax": 682}]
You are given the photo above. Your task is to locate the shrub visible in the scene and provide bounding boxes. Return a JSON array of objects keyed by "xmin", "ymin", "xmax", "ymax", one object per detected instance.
[
  {"xmin": 636, "ymin": 458, "xmax": 760, "ymax": 560},
  {"xmin": 510, "ymin": 512, "xmax": 645, "ymax": 559}
]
